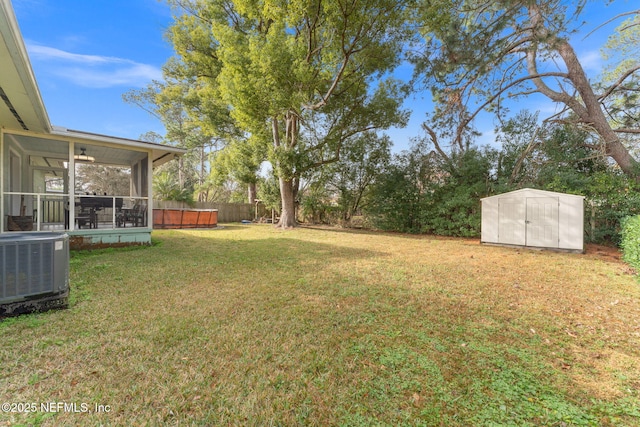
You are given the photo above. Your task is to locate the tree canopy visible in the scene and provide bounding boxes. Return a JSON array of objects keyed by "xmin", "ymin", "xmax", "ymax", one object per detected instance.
[
  {"xmin": 412, "ymin": 0, "xmax": 640, "ymax": 177},
  {"xmin": 127, "ymin": 0, "xmax": 640, "ymax": 240},
  {"xmin": 164, "ymin": 0, "xmax": 411, "ymax": 227}
]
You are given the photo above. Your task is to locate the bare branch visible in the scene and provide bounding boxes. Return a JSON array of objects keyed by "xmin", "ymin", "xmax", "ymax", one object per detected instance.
[
  {"xmin": 467, "ymin": 71, "xmax": 569, "ymax": 125},
  {"xmin": 582, "ymin": 9, "xmax": 640, "ymax": 41},
  {"xmin": 421, "ymin": 123, "xmax": 450, "ymax": 163},
  {"xmin": 509, "ymin": 126, "xmax": 541, "ymax": 185},
  {"xmin": 614, "ymin": 128, "xmax": 640, "ymax": 134}
]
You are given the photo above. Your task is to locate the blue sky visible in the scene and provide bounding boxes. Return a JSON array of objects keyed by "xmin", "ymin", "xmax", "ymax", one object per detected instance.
[
  {"xmin": 12, "ymin": 0, "xmax": 637, "ymax": 153},
  {"xmin": 13, "ymin": 0, "xmax": 173, "ymax": 139}
]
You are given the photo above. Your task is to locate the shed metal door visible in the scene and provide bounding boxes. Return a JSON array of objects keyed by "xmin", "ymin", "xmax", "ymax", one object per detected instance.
[
  {"xmin": 526, "ymin": 197, "xmax": 559, "ymax": 248},
  {"xmin": 498, "ymin": 198, "xmax": 525, "ymax": 245}
]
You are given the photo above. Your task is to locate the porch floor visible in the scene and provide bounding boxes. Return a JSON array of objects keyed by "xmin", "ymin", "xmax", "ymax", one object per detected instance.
[{"xmin": 34, "ymin": 221, "xmax": 147, "ymax": 232}]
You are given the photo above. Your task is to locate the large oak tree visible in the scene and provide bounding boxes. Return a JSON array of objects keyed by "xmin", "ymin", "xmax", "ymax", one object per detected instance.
[{"xmin": 164, "ymin": 0, "xmax": 410, "ymax": 227}]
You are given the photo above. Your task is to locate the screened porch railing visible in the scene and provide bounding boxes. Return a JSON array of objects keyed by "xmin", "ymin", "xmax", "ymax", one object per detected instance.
[{"xmin": 3, "ymin": 192, "xmax": 149, "ymax": 231}]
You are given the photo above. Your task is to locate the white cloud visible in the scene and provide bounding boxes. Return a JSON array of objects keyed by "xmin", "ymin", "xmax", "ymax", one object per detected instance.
[
  {"xmin": 578, "ymin": 50, "xmax": 603, "ymax": 74},
  {"xmin": 54, "ymin": 64, "xmax": 162, "ymax": 88},
  {"xmin": 28, "ymin": 44, "xmax": 115, "ymax": 64},
  {"xmin": 26, "ymin": 42, "xmax": 162, "ymax": 88}
]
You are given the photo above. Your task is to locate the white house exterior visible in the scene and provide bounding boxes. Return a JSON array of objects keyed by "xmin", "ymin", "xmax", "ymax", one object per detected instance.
[
  {"xmin": 0, "ymin": 0, "xmax": 185, "ymax": 248},
  {"xmin": 481, "ymin": 188, "xmax": 585, "ymax": 252}
]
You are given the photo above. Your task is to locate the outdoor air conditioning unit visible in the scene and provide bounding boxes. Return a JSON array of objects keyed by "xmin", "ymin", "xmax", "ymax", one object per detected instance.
[{"xmin": 0, "ymin": 232, "xmax": 69, "ymax": 316}]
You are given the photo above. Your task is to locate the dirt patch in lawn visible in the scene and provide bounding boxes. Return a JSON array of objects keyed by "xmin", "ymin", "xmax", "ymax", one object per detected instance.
[{"xmin": 585, "ymin": 243, "xmax": 623, "ymax": 262}]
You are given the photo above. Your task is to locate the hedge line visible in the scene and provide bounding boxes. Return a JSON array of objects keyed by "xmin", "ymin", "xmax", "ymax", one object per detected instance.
[{"xmin": 621, "ymin": 215, "xmax": 640, "ymax": 276}]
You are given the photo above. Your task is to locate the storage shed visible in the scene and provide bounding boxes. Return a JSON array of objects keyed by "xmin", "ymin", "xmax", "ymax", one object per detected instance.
[{"xmin": 481, "ymin": 188, "xmax": 584, "ymax": 252}]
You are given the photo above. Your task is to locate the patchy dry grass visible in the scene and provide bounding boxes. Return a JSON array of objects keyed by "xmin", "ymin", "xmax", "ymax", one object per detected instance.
[{"xmin": 1, "ymin": 225, "xmax": 639, "ymax": 426}]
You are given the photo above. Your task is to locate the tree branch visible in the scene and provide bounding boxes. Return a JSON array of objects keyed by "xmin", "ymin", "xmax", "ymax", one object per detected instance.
[
  {"xmin": 509, "ymin": 126, "xmax": 540, "ymax": 185},
  {"xmin": 614, "ymin": 128, "xmax": 640, "ymax": 134},
  {"xmin": 304, "ymin": 53, "xmax": 351, "ymax": 111},
  {"xmin": 421, "ymin": 122, "xmax": 450, "ymax": 164},
  {"xmin": 598, "ymin": 64, "xmax": 640, "ymax": 101},
  {"xmin": 582, "ymin": 9, "xmax": 640, "ymax": 41}
]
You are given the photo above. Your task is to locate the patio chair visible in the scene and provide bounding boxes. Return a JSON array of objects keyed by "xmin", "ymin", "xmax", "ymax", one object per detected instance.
[
  {"xmin": 75, "ymin": 207, "xmax": 97, "ymax": 229},
  {"xmin": 116, "ymin": 209, "xmax": 125, "ymax": 227},
  {"xmin": 124, "ymin": 203, "xmax": 147, "ymax": 227}
]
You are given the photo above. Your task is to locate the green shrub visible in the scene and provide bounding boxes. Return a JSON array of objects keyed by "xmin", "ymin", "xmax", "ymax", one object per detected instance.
[
  {"xmin": 420, "ymin": 149, "xmax": 493, "ymax": 237},
  {"xmin": 620, "ymin": 215, "xmax": 640, "ymax": 275},
  {"xmin": 364, "ymin": 162, "xmax": 425, "ymax": 233}
]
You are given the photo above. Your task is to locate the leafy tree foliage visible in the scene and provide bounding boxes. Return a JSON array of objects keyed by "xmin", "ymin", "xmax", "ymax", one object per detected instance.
[
  {"xmin": 621, "ymin": 215, "xmax": 640, "ymax": 273},
  {"xmin": 164, "ymin": 0, "xmax": 410, "ymax": 227},
  {"xmin": 601, "ymin": 12, "xmax": 640, "ymax": 136},
  {"xmin": 365, "ymin": 144, "xmax": 495, "ymax": 236},
  {"xmin": 421, "ymin": 148, "xmax": 494, "ymax": 237},
  {"xmin": 493, "ymin": 111, "xmax": 544, "ymax": 187},
  {"xmin": 209, "ymin": 136, "xmax": 265, "ymax": 203},
  {"xmin": 494, "ymin": 113, "xmax": 640, "ymax": 244},
  {"xmin": 322, "ymin": 133, "xmax": 392, "ymax": 224},
  {"xmin": 256, "ymin": 172, "xmax": 282, "ymax": 215},
  {"xmin": 366, "ymin": 113, "xmax": 640, "ymax": 243},
  {"xmin": 123, "ymin": 0, "xmax": 640, "ymax": 244},
  {"xmin": 75, "ymin": 164, "xmax": 130, "ymax": 196},
  {"xmin": 153, "ymin": 171, "xmax": 196, "ymax": 205},
  {"xmin": 124, "ymin": 69, "xmax": 230, "ymax": 203},
  {"xmin": 365, "ymin": 149, "xmax": 431, "ymax": 233},
  {"xmin": 298, "ymin": 177, "xmax": 336, "ymax": 225}
]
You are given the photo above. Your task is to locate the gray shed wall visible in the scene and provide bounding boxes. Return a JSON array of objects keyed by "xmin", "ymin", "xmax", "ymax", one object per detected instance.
[{"xmin": 481, "ymin": 188, "xmax": 584, "ymax": 252}]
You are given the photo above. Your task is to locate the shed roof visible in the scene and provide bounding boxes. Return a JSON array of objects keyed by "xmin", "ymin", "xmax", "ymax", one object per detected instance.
[{"xmin": 481, "ymin": 188, "xmax": 585, "ymax": 202}]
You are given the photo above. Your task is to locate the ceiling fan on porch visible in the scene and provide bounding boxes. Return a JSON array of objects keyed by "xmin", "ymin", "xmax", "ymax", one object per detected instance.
[{"xmin": 74, "ymin": 147, "xmax": 95, "ymax": 163}]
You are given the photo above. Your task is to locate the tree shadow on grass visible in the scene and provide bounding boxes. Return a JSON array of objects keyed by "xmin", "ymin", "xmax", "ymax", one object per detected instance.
[
  {"xmin": 3, "ymin": 227, "xmax": 638, "ymax": 426},
  {"xmin": 149, "ymin": 232, "xmax": 384, "ymax": 274},
  {"xmin": 300, "ymin": 223, "xmax": 480, "ymax": 243}
]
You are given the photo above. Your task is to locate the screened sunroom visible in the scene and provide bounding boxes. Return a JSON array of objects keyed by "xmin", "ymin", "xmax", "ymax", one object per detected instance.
[
  {"xmin": 0, "ymin": 0, "xmax": 185, "ymax": 248},
  {"xmin": 1, "ymin": 127, "xmax": 184, "ymax": 248}
]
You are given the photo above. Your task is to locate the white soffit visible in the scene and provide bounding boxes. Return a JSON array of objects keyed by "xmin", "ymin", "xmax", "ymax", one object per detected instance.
[
  {"xmin": 0, "ymin": 0, "xmax": 51, "ymax": 133},
  {"xmin": 51, "ymin": 126, "xmax": 186, "ymax": 167}
]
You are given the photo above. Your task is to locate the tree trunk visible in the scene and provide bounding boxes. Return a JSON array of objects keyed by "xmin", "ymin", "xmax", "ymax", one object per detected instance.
[
  {"xmin": 278, "ymin": 177, "xmax": 297, "ymax": 228},
  {"xmin": 196, "ymin": 146, "xmax": 206, "ymax": 202},
  {"xmin": 272, "ymin": 112, "xmax": 300, "ymax": 228},
  {"xmin": 178, "ymin": 156, "xmax": 184, "ymax": 188},
  {"xmin": 555, "ymin": 41, "xmax": 639, "ymax": 177},
  {"xmin": 606, "ymin": 137, "xmax": 639, "ymax": 177},
  {"xmin": 525, "ymin": 8, "xmax": 640, "ymax": 179},
  {"xmin": 247, "ymin": 182, "xmax": 257, "ymax": 204}
]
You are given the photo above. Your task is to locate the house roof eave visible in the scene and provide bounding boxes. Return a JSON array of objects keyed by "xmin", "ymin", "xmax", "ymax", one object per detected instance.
[
  {"xmin": 0, "ymin": 0, "xmax": 51, "ymax": 133},
  {"xmin": 50, "ymin": 126, "xmax": 187, "ymax": 167}
]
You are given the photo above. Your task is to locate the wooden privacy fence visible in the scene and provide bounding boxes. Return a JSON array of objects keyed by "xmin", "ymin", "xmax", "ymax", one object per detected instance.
[{"xmin": 153, "ymin": 201, "xmax": 267, "ymax": 223}]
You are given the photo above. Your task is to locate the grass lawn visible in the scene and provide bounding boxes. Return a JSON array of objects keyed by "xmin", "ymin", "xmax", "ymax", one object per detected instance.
[{"xmin": 1, "ymin": 224, "xmax": 640, "ymax": 426}]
